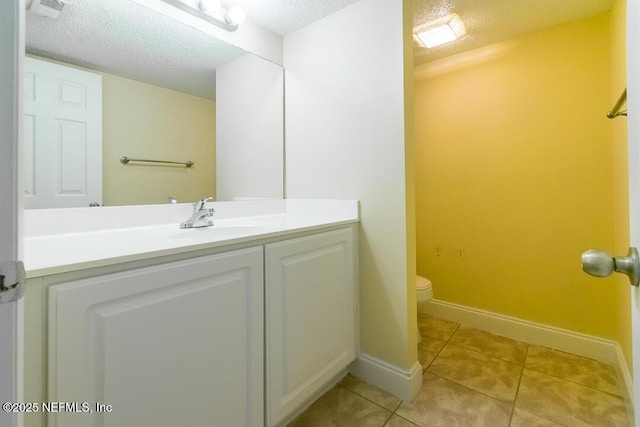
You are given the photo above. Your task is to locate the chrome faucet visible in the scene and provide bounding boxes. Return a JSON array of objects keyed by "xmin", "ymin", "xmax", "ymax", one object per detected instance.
[{"xmin": 180, "ymin": 197, "xmax": 215, "ymax": 229}]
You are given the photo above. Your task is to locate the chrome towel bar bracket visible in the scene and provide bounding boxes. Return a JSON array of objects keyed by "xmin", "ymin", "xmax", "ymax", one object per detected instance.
[{"xmin": 607, "ymin": 88, "xmax": 627, "ymax": 119}]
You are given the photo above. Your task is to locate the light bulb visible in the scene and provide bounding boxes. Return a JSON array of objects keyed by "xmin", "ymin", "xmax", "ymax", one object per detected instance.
[
  {"xmin": 225, "ymin": 6, "xmax": 245, "ymax": 25},
  {"xmin": 199, "ymin": 0, "xmax": 221, "ymax": 13}
]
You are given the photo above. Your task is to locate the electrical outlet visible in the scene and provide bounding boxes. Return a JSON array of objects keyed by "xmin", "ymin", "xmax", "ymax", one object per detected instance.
[
  {"xmin": 456, "ymin": 249, "xmax": 464, "ymax": 258},
  {"xmin": 435, "ymin": 245, "xmax": 443, "ymax": 256}
]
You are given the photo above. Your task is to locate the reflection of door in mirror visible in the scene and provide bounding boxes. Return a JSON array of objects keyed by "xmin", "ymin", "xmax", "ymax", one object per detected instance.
[
  {"xmin": 24, "ymin": 56, "xmax": 218, "ymax": 209},
  {"xmin": 24, "ymin": 57, "xmax": 102, "ymax": 209},
  {"xmin": 25, "ymin": 0, "xmax": 284, "ymax": 208}
]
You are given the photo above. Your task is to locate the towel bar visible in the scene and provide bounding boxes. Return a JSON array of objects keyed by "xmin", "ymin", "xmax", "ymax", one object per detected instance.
[{"xmin": 120, "ymin": 156, "xmax": 194, "ymax": 167}]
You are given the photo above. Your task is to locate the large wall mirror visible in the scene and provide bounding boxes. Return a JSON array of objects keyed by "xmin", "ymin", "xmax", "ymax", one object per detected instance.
[{"xmin": 25, "ymin": 0, "xmax": 283, "ymax": 209}]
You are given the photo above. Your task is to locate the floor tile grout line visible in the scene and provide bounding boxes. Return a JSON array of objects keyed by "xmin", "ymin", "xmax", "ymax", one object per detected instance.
[
  {"xmin": 508, "ymin": 342, "xmax": 529, "ymax": 426},
  {"xmin": 421, "ymin": 321, "xmax": 461, "ymax": 372},
  {"xmin": 520, "ymin": 366, "xmax": 626, "ymax": 399},
  {"xmin": 427, "ymin": 320, "xmax": 622, "ymax": 398},
  {"xmin": 386, "ymin": 412, "xmax": 421, "ymax": 427},
  {"xmin": 380, "ymin": 409, "xmax": 395, "ymax": 427},
  {"xmin": 448, "ymin": 341, "xmax": 527, "ymax": 365},
  {"xmin": 291, "ymin": 316, "xmax": 628, "ymax": 427},
  {"xmin": 529, "ymin": 344, "xmax": 618, "ymax": 367},
  {"xmin": 421, "ymin": 319, "xmax": 623, "ymax": 424},
  {"xmin": 425, "ymin": 369, "xmax": 517, "ymax": 407},
  {"xmin": 433, "ymin": 341, "xmax": 527, "ymax": 370},
  {"xmin": 424, "ymin": 339, "xmax": 525, "ymax": 405},
  {"xmin": 389, "ymin": 398, "xmax": 403, "ymax": 416},
  {"xmin": 447, "ymin": 326, "xmax": 529, "ymax": 366},
  {"xmin": 426, "ymin": 337, "xmax": 624, "ymax": 424},
  {"xmin": 388, "ymin": 390, "xmax": 406, "ymax": 424},
  {"xmin": 337, "ymin": 380, "xmax": 401, "ymax": 418},
  {"xmin": 418, "ymin": 315, "xmax": 460, "ymax": 338},
  {"xmin": 524, "ymin": 348, "xmax": 623, "ymax": 396},
  {"xmin": 513, "ymin": 406, "xmax": 566, "ymax": 427},
  {"xmin": 427, "ymin": 317, "xmax": 629, "ymax": 426}
]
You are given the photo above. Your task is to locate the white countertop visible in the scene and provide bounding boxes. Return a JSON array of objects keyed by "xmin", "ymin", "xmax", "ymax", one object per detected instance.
[{"xmin": 24, "ymin": 199, "xmax": 359, "ymax": 278}]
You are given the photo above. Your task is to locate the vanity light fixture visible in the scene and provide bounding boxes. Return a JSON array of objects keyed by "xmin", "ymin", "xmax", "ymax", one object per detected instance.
[
  {"xmin": 225, "ymin": 6, "xmax": 246, "ymax": 25},
  {"xmin": 198, "ymin": 0, "xmax": 221, "ymax": 13},
  {"xmin": 133, "ymin": 0, "xmax": 246, "ymax": 32},
  {"xmin": 413, "ymin": 14, "xmax": 466, "ymax": 48}
]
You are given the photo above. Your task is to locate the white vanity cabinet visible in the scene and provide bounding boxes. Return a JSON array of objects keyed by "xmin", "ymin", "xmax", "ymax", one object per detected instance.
[
  {"xmin": 25, "ymin": 209, "xmax": 359, "ymax": 427},
  {"xmin": 47, "ymin": 247, "xmax": 264, "ymax": 427},
  {"xmin": 265, "ymin": 227, "xmax": 357, "ymax": 426}
]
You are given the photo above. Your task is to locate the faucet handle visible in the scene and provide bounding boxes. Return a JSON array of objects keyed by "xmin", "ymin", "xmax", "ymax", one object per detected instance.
[{"xmin": 194, "ymin": 197, "xmax": 213, "ymax": 211}]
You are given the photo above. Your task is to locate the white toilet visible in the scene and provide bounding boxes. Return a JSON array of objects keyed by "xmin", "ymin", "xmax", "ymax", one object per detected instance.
[{"xmin": 416, "ymin": 275, "xmax": 433, "ymax": 343}]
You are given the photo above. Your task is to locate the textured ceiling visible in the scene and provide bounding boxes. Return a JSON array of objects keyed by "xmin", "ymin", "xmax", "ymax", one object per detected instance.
[
  {"xmin": 25, "ymin": 0, "xmax": 360, "ymax": 99},
  {"xmin": 26, "ymin": 0, "xmax": 248, "ymax": 100},
  {"xmin": 413, "ymin": 0, "xmax": 614, "ymax": 65},
  {"xmin": 26, "ymin": 0, "xmax": 616, "ymax": 99},
  {"xmin": 230, "ymin": 0, "xmax": 362, "ymax": 36}
]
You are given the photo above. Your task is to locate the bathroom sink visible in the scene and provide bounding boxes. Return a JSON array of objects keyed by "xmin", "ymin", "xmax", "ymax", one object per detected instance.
[{"xmin": 170, "ymin": 224, "xmax": 271, "ymax": 240}]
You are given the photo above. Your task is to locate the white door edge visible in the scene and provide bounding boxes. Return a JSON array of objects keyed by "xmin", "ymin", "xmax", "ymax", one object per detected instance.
[
  {"xmin": 627, "ymin": 0, "xmax": 640, "ymax": 424},
  {"xmin": 0, "ymin": 1, "xmax": 25, "ymax": 427}
]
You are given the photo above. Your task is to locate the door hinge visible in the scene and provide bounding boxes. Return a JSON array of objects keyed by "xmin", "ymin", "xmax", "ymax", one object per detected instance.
[{"xmin": 0, "ymin": 261, "xmax": 25, "ymax": 304}]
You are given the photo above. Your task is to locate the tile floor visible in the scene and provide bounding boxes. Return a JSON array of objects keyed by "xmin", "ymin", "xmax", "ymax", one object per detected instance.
[{"xmin": 288, "ymin": 314, "xmax": 631, "ymax": 427}]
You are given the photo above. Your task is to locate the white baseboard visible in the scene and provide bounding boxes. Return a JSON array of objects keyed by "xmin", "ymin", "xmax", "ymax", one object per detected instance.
[
  {"xmin": 348, "ymin": 353, "xmax": 422, "ymax": 401},
  {"xmin": 424, "ymin": 299, "xmax": 619, "ymax": 363},
  {"xmin": 614, "ymin": 342, "xmax": 635, "ymax": 426},
  {"xmin": 423, "ymin": 299, "xmax": 634, "ymax": 409}
]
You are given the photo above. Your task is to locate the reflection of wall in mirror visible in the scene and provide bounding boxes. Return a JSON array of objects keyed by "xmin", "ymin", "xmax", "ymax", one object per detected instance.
[
  {"xmin": 29, "ymin": 56, "xmax": 216, "ymax": 207},
  {"xmin": 216, "ymin": 54, "xmax": 284, "ymax": 201},
  {"xmin": 102, "ymin": 72, "xmax": 216, "ymax": 206}
]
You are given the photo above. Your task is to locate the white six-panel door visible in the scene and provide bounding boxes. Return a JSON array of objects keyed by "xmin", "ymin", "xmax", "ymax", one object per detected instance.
[{"xmin": 23, "ymin": 57, "xmax": 102, "ymax": 209}]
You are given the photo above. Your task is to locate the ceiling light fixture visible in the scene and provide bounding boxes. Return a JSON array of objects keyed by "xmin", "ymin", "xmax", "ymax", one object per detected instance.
[
  {"xmin": 133, "ymin": 0, "xmax": 245, "ymax": 32},
  {"xmin": 29, "ymin": 0, "xmax": 72, "ymax": 19},
  {"xmin": 225, "ymin": 5, "xmax": 246, "ymax": 25},
  {"xmin": 198, "ymin": 0, "xmax": 221, "ymax": 13},
  {"xmin": 413, "ymin": 14, "xmax": 466, "ymax": 48}
]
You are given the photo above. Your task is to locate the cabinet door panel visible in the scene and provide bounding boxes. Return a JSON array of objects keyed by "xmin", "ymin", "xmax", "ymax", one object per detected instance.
[
  {"xmin": 266, "ymin": 227, "xmax": 357, "ymax": 426},
  {"xmin": 48, "ymin": 247, "xmax": 263, "ymax": 427}
]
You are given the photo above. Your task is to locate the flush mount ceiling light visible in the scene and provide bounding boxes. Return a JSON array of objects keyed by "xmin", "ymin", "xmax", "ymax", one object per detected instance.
[
  {"xmin": 133, "ymin": 0, "xmax": 245, "ymax": 32},
  {"xmin": 413, "ymin": 14, "xmax": 466, "ymax": 48}
]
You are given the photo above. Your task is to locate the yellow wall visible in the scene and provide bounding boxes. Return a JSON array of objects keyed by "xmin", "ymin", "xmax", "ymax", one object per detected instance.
[
  {"xmin": 102, "ymin": 74, "xmax": 216, "ymax": 206},
  {"xmin": 414, "ymin": 13, "xmax": 626, "ymax": 341},
  {"xmin": 610, "ymin": 0, "xmax": 632, "ymax": 371}
]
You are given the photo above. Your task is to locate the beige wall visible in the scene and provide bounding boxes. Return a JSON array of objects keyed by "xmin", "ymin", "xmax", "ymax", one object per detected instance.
[
  {"xmin": 285, "ymin": 0, "xmax": 416, "ymax": 374},
  {"xmin": 414, "ymin": 12, "xmax": 628, "ymax": 349},
  {"xmin": 102, "ymin": 74, "xmax": 216, "ymax": 206}
]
